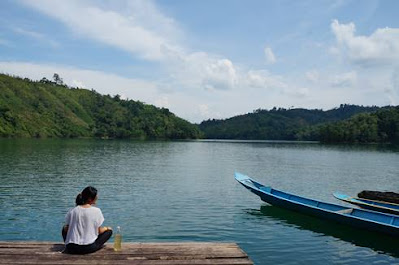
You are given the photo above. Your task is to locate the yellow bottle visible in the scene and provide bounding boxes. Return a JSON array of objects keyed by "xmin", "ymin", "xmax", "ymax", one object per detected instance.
[{"xmin": 113, "ymin": 226, "xmax": 122, "ymax": 251}]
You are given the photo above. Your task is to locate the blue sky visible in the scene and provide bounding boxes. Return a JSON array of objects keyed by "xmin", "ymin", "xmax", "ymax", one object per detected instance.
[{"xmin": 1, "ymin": 0, "xmax": 399, "ymax": 122}]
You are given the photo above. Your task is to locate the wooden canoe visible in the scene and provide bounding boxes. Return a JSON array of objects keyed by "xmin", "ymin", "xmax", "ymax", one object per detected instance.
[{"xmin": 235, "ymin": 172, "xmax": 399, "ymax": 236}]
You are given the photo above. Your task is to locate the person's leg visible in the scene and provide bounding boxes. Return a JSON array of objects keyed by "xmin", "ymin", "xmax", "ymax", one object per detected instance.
[
  {"xmin": 95, "ymin": 230, "xmax": 113, "ymax": 247},
  {"xmin": 65, "ymin": 231, "xmax": 113, "ymax": 254},
  {"xmin": 65, "ymin": 243, "xmax": 94, "ymax": 254}
]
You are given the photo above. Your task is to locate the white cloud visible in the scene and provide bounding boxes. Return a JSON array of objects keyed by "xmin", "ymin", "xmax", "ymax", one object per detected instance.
[
  {"xmin": 292, "ymin": 87, "xmax": 309, "ymax": 97},
  {"xmin": 124, "ymin": 0, "xmax": 182, "ymax": 41},
  {"xmin": 18, "ymin": 0, "xmax": 302, "ymax": 97},
  {"xmin": 165, "ymin": 51, "xmax": 239, "ymax": 91},
  {"xmin": 331, "ymin": 19, "xmax": 399, "ymax": 66},
  {"xmin": 329, "ymin": 20, "xmax": 399, "ymax": 104},
  {"xmin": 246, "ymin": 70, "xmax": 287, "ymax": 89},
  {"xmin": 21, "ymin": 0, "xmax": 243, "ymax": 93},
  {"xmin": 389, "ymin": 68, "xmax": 399, "ymax": 105},
  {"xmin": 331, "ymin": 71, "xmax": 357, "ymax": 87},
  {"xmin": 203, "ymin": 59, "xmax": 237, "ymax": 90},
  {"xmin": 196, "ymin": 104, "xmax": 223, "ymax": 120},
  {"xmin": 264, "ymin": 46, "xmax": 276, "ymax": 64},
  {"xmin": 21, "ymin": 0, "xmax": 180, "ymax": 61},
  {"xmin": 71, "ymin": 79, "xmax": 85, "ymax": 88},
  {"xmin": 198, "ymin": 104, "xmax": 210, "ymax": 117},
  {"xmin": 154, "ymin": 96, "xmax": 170, "ymax": 108}
]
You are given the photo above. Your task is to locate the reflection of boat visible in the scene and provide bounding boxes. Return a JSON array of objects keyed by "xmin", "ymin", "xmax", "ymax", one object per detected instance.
[
  {"xmin": 235, "ymin": 172, "xmax": 399, "ymax": 236},
  {"xmin": 252, "ymin": 205, "xmax": 399, "ymax": 258},
  {"xmin": 334, "ymin": 192, "xmax": 399, "ymax": 215}
]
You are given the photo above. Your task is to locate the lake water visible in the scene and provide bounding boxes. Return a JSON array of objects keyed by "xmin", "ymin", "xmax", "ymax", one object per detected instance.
[{"xmin": 0, "ymin": 139, "xmax": 398, "ymax": 264}]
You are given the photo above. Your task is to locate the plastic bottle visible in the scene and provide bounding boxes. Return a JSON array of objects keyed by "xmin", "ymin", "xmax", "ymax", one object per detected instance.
[{"xmin": 113, "ymin": 226, "xmax": 122, "ymax": 251}]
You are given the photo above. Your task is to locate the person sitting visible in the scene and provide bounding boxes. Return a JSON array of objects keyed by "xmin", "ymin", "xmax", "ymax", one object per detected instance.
[{"xmin": 62, "ymin": 186, "xmax": 112, "ymax": 254}]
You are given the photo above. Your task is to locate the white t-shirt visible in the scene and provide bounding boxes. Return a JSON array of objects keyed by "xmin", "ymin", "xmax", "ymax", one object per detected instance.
[{"xmin": 65, "ymin": 206, "xmax": 104, "ymax": 245}]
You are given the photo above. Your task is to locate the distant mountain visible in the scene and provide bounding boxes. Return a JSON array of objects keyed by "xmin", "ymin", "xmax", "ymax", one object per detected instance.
[
  {"xmin": 199, "ymin": 105, "xmax": 399, "ymax": 143},
  {"xmin": 0, "ymin": 74, "xmax": 202, "ymax": 139}
]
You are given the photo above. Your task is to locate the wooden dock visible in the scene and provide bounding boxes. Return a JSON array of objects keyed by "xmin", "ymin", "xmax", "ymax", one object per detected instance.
[{"xmin": 0, "ymin": 242, "xmax": 253, "ymax": 265}]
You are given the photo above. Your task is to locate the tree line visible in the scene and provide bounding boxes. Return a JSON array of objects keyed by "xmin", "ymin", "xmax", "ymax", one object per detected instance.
[
  {"xmin": 315, "ymin": 107, "xmax": 399, "ymax": 143},
  {"xmin": 200, "ymin": 105, "xmax": 399, "ymax": 144},
  {"xmin": 0, "ymin": 73, "xmax": 202, "ymax": 139}
]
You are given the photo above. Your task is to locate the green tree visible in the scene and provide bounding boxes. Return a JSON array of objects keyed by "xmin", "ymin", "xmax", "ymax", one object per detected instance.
[{"xmin": 53, "ymin": 73, "xmax": 63, "ymax": 85}]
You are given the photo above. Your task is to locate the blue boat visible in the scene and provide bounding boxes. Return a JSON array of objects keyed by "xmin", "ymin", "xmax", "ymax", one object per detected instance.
[
  {"xmin": 334, "ymin": 192, "xmax": 399, "ymax": 215},
  {"xmin": 235, "ymin": 172, "xmax": 399, "ymax": 236}
]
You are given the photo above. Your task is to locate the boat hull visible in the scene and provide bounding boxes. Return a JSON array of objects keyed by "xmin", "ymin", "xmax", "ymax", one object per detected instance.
[
  {"xmin": 235, "ymin": 172, "xmax": 399, "ymax": 236},
  {"xmin": 334, "ymin": 193, "xmax": 399, "ymax": 215}
]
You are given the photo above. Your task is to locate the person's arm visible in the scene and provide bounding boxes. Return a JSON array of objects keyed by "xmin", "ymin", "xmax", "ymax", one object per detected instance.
[
  {"xmin": 99, "ymin": 226, "xmax": 112, "ymax": 234},
  {"xmin": 96, "ymin": 208, "xmax": 111, "ymax": 234},
  {"xmin": 63, "ymin": 210, "xmax": 71, "ymax": 235}
]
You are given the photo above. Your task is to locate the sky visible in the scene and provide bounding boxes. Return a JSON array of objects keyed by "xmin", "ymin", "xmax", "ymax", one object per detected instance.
[{"xmin": 1, "ymin": 0, "xmax": 399, "ymax": 123}]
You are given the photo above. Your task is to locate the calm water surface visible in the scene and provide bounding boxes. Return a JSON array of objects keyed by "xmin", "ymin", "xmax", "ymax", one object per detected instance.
[{"xmin": 0, "ymin": 139, "xmax": 398, "ymax": 264}]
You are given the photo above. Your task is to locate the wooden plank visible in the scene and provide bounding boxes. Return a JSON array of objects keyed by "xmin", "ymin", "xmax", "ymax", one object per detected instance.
[
  {"xmin": 0, "ymin": 242, "xmax": 248, "ymax": 250},
  {"xmin": 0, "ymin": 245, "xmax": 247, "ymax": 257},
  {"xmin": 0, "ymin": 253, "xmax": 249, "ymax": 258},
  {"xmin": 0, "ymin": 259, "xmax": 253, "ymax": 264},
  {"xmin": 0, "ymin": 259, "xmax": 253, "ymax": 265},
  {"xmin": 0, "ymin": 242, "xmax": 240, "ymax": 250},
  {"xmin": 0, "ymin": 242, "xmax": 253, "ymax": 265},
  {"xmin": 0, "ymin": 252, "xmax": 247, "ymax": 259},
  {"xmin": 0, "ymin": 242, "xmax": 238, "ymax": 246}
]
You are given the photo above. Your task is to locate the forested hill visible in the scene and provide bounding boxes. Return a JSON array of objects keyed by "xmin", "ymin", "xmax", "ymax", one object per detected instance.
[
  {"xmin": 317, "ymin": 107, "xmax": 399, "ymax": 143},
  {"xmin": 199, "ymin": 105, "xmax": 399, "ymax": 143},
  {"xmin": 0, "ymin": 74, "xmax": 202, "ymax": 139}
]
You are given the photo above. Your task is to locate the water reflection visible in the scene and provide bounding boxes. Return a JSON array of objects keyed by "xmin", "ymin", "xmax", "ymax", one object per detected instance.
[{"xmin": 248, "ymin": 205, "xmax": 399, "ymax": 258}]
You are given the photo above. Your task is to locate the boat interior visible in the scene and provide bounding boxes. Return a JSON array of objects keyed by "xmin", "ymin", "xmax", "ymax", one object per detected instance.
[{"xmin": 356, "ymin": 198, "xmax": 399, "ymax": 210}]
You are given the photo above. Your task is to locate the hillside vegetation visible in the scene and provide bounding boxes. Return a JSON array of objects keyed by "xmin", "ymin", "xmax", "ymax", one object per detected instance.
[
  {"xmin": 200, "ymin": 105, "xmax": 399, "ymax": 144},
  {"xmin": 317, "ymin": 107, "xmax": 399, "ymax": 143},
  {"xmin": 0, "ymin": 74, "xmax": 202, "ymax": 139}
]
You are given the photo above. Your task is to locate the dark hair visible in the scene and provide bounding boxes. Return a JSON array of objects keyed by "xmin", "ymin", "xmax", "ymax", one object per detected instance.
[{"xmin": 75, "ymin": 186, "xmax": 98, "ymax": 206}]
